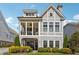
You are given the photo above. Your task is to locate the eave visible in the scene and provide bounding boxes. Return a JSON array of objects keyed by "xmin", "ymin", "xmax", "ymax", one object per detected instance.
[{"xmin": 17, "ymin": 17, "xmax": 42, "ymax": 21}]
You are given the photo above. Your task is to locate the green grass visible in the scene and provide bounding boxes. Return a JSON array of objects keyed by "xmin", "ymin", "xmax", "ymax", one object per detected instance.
[
  {"xmin": 27, "ymin": 52, "xmax": 64, "ymax": 55},
  {"xmin": 6, "ymin": 52, "xmax": 65, "ymax": 55}
]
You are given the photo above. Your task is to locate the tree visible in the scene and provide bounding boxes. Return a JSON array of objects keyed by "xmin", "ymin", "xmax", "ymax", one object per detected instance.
[
  {"xmin": 69, "ymin": 32, "xmax": 79, "ymax": 49},
  {"xmin": 63, "ymin": 35, "xmax": 68, "ymax": 48},
  {"xmin": 14, "ymin": 35, "xmax": 20, "ymax": 46}
]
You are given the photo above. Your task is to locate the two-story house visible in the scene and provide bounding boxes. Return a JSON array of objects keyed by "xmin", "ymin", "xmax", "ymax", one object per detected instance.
[{"xmin": 18, "ymin": 4, "xmax": 65, "ymax": 50}]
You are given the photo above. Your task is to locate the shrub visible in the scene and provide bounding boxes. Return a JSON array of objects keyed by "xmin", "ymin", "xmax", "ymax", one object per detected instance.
[
  {"xmin": 9, "ymin": 46, "xmax": 20, "ymax": 53},
  {"xmin": 14, "ymin": 35, "xmax": 20, "ymax": 46},
  {"xmin": 59, "ymin": 48, "xmax": 72, "ymax": 54},
  {"xmin": 38, "ymin": 48, "xmax": 49, "ymax": 52},
  {"xmin": 38, "ymin": 48, "xmax": 59, "ymax": 53},
  {"xmin": 52, "ymin": 48, "xmax": 59, "ymax": 53},
  {"xmin": 47, "ymin": 48, "xmax": 52, "ymax": 52},
  {"xmin": 9, "ymin": 46, "xmax": 33, "ymax": 53},
  {"xmin": 75, "ymin": 48, "xmax": 79, "ymax": 53}
]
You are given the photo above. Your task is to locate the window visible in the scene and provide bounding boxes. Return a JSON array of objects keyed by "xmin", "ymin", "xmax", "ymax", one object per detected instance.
[
  {"xmin": 49, "ymin": 22, "xmax": 53, "ymax": 32},
  {"xmin": 55, "ymin": 22, "xmax": 60, "ymax": 32},
  {"xmin": 29, "ymin": 13, "xmax": 31, "ymax": 16},
  {"xmin": 43, "ymin": 40, "xmax": 47, "ymax": 48},
  {"xmin": 26, "ymin": 13, "xmax": 28, "ymax": 16},
  {"xmin": 43, "ymin": 22, "xmax": 47, "ymax": 32},
  {"xmin": 55, "ymin": 41, "xmax": 59, "ymax": 48},
  {"xmin": 32, "ymin": 13, "xmax": 34, "ymax": 16},
  {"xmin": 50, "ymin": 13, "xmax": 53, "ymax": 16},
  {"xmin": 49, "ymin": 41, "xmax": 53, "ymax": 48}
]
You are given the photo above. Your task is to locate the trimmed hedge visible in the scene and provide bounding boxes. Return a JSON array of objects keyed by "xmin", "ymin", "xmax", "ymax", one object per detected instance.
[
  {"xmin": 38, "ymin": 48, "xmax": 71, "ymax": 54},
  {"xmin": 75, "ymin": 48, "xmax": 79, "ymax": 53},
  {"xmin": 52, "ymin": 48, "xmax": 59, "ymax": 53},
  {"xmin": 59, "ymin": 48, "xmax": 72, "ymax": 54},
  {"xmin": 9, "ymin": 46, "xmax": 33, "ymax": 53},
  {"xmin": 38, "ymin": 48, "xmax": 49, "ymax": 52},
  {"xmin": 38, "ymin": 48, "xmax": 59, "ymax": 53}
]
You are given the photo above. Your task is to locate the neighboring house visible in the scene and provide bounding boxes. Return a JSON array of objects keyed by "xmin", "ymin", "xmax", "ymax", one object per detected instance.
[
  {"xmin": 8, "ymin": 27, "xmax": 18, "ymax": 44},
  {"xmin": 0, "ymin": 11, "xmax": 18, "ymax": 46},
  {"xmin": 64, "ymin": 22, "xmax": 79, "ymax": 40},
  {"xmin": 18, "ymin": 4, "xmax": 65, "ymax": 50}
]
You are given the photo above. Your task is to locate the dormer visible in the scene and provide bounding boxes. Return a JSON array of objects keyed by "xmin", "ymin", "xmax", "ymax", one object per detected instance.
[{"xmin": 23, "ymin": 9, "xmax": 37, "ymax": 17}]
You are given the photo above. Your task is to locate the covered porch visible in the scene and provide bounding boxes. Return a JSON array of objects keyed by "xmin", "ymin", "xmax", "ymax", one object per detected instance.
[{"xmin": 21, "ymin": 38, "xmax": 38, "ymax": 50}]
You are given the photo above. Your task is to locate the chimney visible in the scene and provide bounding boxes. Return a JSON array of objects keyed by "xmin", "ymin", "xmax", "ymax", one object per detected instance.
[{"xmin": 57, "ymin": 3, "xmax": 63, "ymax": 12}]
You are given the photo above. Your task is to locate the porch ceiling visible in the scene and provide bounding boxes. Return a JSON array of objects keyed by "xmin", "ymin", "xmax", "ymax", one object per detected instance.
[{"xmin": 22, "ymin": 38, "xmax": 38, "ymax": 41}]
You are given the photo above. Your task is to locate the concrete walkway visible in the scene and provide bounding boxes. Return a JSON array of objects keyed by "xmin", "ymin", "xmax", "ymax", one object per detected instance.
[{"xmin": 0, "ymin": 48, "xmax": 8, "ymax": 55}]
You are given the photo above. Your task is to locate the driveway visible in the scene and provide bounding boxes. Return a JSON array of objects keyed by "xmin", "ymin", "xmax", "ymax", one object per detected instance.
[{"xmin": 0, "ymin": 48, "xmax": 9, "ymax": 55}]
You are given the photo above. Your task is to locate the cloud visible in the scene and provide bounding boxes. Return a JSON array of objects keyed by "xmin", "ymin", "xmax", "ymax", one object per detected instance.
[
  {"xmin": 73, "ymin": 14, "xmax": 79, "ymax": 19},
  {"xmin": 6, "ymin": 17, "xmax": 13, "ymax": 23},
  {"xmin": 5, "ymin": 17, "xmax": 19, "ymax": 32},
  {"xmin": 64, "ymin": 14, "xmax": 79, "ymax": 26},
  {"xmin": 63, "ymin": 20, "xmax": 69, "ymax": 26},
  {"xmin": 63, "ymin": 19, "xmax": 78, "ymax": 26},
  {"xmin": 37, "ymin": 14, "xmax": 40, "ymax": 16}
]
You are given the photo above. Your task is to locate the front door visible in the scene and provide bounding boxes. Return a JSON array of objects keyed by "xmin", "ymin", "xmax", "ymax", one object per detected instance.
[
  {"xmin": 27, "ymin": 41, "xmax": 34, "ymax": 49},
  {"xmin": 24, "ymin": 39, "xmax": 38, "ymax": 50}
]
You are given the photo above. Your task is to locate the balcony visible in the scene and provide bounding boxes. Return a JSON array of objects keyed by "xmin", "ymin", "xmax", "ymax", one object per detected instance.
[{"xmin": 20, "ymin": 22, "xmax": 39, "ymax": 36}]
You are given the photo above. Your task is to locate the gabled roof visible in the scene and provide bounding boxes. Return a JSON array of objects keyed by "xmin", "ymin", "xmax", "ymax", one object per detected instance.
[{"xmin": 41, "ymin": 4, "xmax": 65, "ymax": 19}]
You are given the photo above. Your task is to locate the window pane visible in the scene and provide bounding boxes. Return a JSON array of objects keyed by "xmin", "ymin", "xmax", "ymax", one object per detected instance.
[
  {"xmin": 43, "ymin": 22, "xmax": 47, "ymax": 32},
  {"xmin": 50, "ymin": 13, "xmax": 52, "ymax": 16},
  {"xmin": 43, "ymin": 40, "xmax": 47, "ymax": 48},
  {"xmin": 49, "ymin": 22, "xmax": 53, "ymax": 32},
  {"xmin": 49, "ymin": 41, "xmax": 53, "ymax": 48},
  {"xmin": 55, "ymin": 22, "xmax": 59, "ymax": 32},
  {"xmin": 55, "ymin": 41, "xmax": 59, "ymax": 48}
]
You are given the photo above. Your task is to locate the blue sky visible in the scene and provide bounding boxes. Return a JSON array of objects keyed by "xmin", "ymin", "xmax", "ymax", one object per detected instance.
[{"xmin": 0, "ymin": 3, "xmax": 79, "ymax": 32}]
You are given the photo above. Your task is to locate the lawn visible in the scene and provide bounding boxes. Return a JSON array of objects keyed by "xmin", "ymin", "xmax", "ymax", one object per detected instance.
[
  {"xmin": 27, "ymin": 52, "xmax": 64, "ymax": 55},
  {"xmin": 6, "ymin": 52, "xmax": 68, "ymax": 55}
]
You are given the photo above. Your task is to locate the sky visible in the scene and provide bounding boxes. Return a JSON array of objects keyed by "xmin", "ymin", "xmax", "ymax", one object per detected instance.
[{"xmin": 0, "ymin": 3, "xmax": 79, "ymax": 32}]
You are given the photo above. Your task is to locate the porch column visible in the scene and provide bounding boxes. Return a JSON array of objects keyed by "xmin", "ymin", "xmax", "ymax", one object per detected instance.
[
  {"xmin": 32, "ymin": 22, "xmax": 33, "ymax": 35},
  {"xmin": 38, "ymin": 22, "xmax": 40, "ymax": 35},
  {"xmin": 19, "ymin": 22, "xmax": 21, "ymax": 35},
  {"xmin": 23, "ymin": 40, "xmax": 26, "ymax": 46},
  {"xmin": 53, "ymin": 40, "xmax": 55, "ymax": 48},
  {"xmin": 47, "ymin": 40, "xmax": 49, "ymax": 47},
  {"xmin": 19, "ymin": 37, "xmax": 23, "ymax": 46},
  {"xmin": 26, "ymin": 22, "xmax": 27, "ymax": 35},
  {"xmin": 34, "ymin": 40, "xmax": 35, "ymax": 50}
]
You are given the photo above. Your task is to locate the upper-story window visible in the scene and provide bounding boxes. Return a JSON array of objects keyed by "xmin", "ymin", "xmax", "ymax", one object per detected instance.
[
  {"xmin": 26, "ymin": 13, "xmax": 28, "ymax": 16},
  {"xmin": 26, "ymin": 13, "xmax": 34, "ymax": 16},
  {"xmin": 55, "ymin": 22, "xmax": 60, "ymax": 32},
  {"xmin": 50, "ymin": 13, "xmax": 53, "ymax": 16},
  {"xmin": 49, "ymin": 22, "xmax": 53, "ymax": 32},
  {"xmin": 43, "ymin": 22, "xmax": 47, "ymax": 32},
  {"xmin": 32, "ymin": 13, "xmax": 34, "ymax": 16}
]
